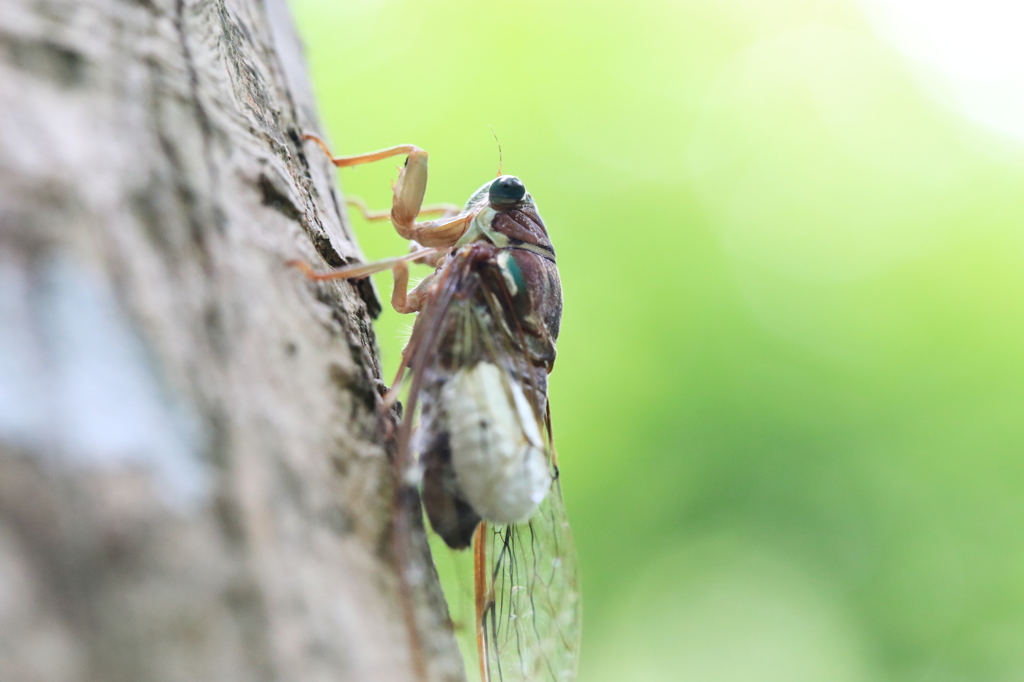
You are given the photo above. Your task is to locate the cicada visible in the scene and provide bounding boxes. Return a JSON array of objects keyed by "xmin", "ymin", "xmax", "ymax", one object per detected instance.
[{"xmin": 290, "ymin": 136, "xmax": 581, "ymax": 682}]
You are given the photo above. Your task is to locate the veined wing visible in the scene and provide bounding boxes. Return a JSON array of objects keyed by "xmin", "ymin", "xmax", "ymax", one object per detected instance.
[
  {"xmin": 480, "ymin": 475, "xmax": 581, "ymax": 682},
  {"xmin": 401, "ymin": 243, "xmax": 579, "ymax": 680}
]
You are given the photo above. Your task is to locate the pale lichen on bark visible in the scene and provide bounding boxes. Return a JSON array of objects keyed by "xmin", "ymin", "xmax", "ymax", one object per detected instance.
[{"xmin": 0, "ymin": 0, "xmax": 462, "ymax": 680}]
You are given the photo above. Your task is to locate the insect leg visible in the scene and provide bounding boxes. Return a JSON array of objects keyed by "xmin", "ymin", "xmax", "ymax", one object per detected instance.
[
  {"xmin": 303, "ymin": 133, "xmax": 472, "ymax": 248},
  {"xmin": 302, "ymin": 133, "xmax": 430, "ymax": 230},
  {"xmin": 407, "ymin": 242, "xmax": 447, "ymax": 268},
  {"xmin": 302, "ymin": 134, "xmax": 419, "ymax": 167},
  {"xmin": 347, "ymin": 196, "xmax": 461, "ymax": 222},
  {"xmin": 391, "ymin": 262, "xmax": 435, "ymax": 314},
  {"xmin": 375, "ymin": 145, "xmax": 472, "ymax": 247},
  {"xmin": 395, "ymin": 213, "xmax": 473, "ymax": 248},
  {"xmin": 474, "ymin": 522, "xmax": 491, "ymax": 682},
  {"xmin": 285, "ymin": 246, "xmax": 441, "ymax": 282}
]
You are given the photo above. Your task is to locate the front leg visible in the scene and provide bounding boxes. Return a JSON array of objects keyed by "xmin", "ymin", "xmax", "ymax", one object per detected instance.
[
  {"xmin": 390, "ymin": 260, "xmax": 435, "ymax": 314},
  {"xmin": 347, "ymin": 196, "xmax": 460, "ymax": 223},
  {"xmin": 303, "ymin": 134, "xmax": 473, "ymax": 248}
]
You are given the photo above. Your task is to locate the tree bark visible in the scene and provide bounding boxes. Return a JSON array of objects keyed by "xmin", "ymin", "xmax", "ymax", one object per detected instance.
[{"xmin": 0, "ymin": 0, "xmax": 463, "ymax": 680}]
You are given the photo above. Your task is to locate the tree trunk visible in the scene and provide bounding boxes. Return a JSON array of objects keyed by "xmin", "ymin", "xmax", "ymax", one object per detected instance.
[{"xmin": 0, "ymin": 0, "xmax": 463, "ymax": 680}]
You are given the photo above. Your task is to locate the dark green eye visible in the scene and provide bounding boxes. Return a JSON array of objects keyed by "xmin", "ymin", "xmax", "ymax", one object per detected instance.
[{"xmin": 488, "ymin": 175, "xmax": 526, "ymax": 207}]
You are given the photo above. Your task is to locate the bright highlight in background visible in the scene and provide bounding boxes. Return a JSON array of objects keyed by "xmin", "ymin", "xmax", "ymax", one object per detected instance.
[{"xmin": 861, "ymin": 0, "xmax": 1024, "ymax": 144}]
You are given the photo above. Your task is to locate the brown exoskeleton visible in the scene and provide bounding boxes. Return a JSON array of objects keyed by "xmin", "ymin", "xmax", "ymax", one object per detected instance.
[{"xmin": 289, "ymin": 134, "xmax": 580, "ymax": 682}]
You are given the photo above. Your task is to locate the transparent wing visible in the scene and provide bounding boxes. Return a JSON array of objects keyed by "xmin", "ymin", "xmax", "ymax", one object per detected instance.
[
  {"xmin": 482, "ymin": 475, "xmax": 581, "ymax": 682},
  {"xmin": 401, "ymin": 245, "xmax": 579, "ymax": 680}
]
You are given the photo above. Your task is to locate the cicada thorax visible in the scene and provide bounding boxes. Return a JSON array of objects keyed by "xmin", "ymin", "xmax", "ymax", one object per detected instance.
[{"xmin": 414, "ymin": 199, "xmax": 562, "ymax": 550}]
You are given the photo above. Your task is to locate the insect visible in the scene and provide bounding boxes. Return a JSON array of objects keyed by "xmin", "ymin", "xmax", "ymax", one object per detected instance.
[{"xmin": 289, "ymin": 134, "xmax": 581, "ymax": 681}]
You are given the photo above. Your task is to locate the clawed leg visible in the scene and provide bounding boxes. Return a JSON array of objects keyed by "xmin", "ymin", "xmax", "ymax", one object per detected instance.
[
  {"xmin": 359, "ymin": 261, "xmax": 435, "ymax": 412},
  {"xmin": 303, "ymin": 133, "xmax": 474, "ymax": 248},
  {"xmin": 285, "ymin": 246, "xmax": 440, "ymax": 282},
  {"xmin": 390, "ymin": 260, "xmax": 436, "ymax": 315},
  {"xmin": 302, "ymin": 134, "xmax": 420, "ymax": 168},
  {"xmin": 377, "ymin": 266, "xmax": 439, "ymax": 407},
  {"xmin": 288, "ymin": 244, "xmax": 441, "ymax": 318},
  {"xmin": 474, "ymin": 522, "xmax": 491, "ymax": 682},
  {"xmin": 347, "ymin": 196, "xmax": 461, "ymax": 223}
]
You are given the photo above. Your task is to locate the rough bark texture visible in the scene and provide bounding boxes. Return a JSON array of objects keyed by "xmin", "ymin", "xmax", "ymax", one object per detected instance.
[{"xmin": 0, "ymin": 0, "xmax": 463, "ymax": 680}]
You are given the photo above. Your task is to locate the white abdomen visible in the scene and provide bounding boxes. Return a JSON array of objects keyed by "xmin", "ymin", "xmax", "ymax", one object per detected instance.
[{"xmin": 443, "ymin": 362, "xmax": 552, "ymax": 524}]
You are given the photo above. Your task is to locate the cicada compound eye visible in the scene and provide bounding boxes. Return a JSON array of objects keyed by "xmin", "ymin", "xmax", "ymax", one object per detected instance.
[{"xmin": 488, "ymin": 175, "xmax": 526, "ymax": 208}]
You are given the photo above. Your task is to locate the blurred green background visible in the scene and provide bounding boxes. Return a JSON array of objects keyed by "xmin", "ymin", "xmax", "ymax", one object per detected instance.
[{"xmin": 290, "ymin": 1, "xmax": 1024, "ymax": 679}]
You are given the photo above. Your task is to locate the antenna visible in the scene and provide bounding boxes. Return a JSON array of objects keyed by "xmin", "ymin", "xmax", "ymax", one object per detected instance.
[{"xmin": 488, "ymin": 125, "xmax": 503, "ymax": 177}]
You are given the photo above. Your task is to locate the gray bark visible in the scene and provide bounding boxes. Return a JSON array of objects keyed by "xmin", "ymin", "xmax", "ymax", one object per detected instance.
[{"xmin": 0, "ymin": 0, "xmax": 463, "ymax": 680}]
